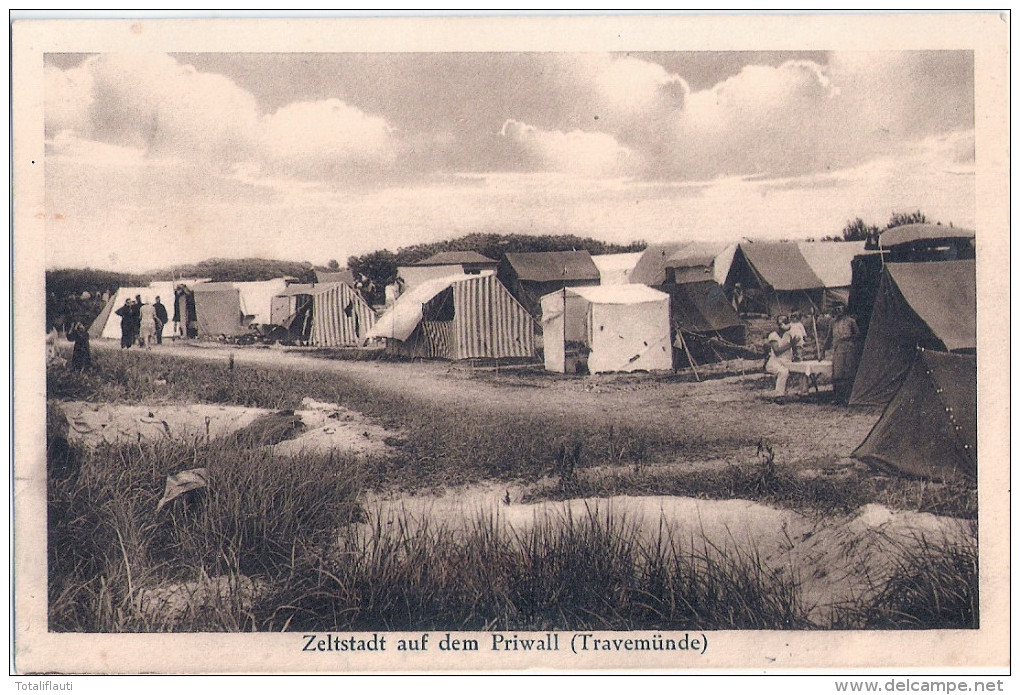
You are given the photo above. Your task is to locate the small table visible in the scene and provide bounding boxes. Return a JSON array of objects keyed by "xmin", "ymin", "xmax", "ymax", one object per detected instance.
[{"xmin": 787, "ymin": 360, "xmax": 833, "ymax": 393}]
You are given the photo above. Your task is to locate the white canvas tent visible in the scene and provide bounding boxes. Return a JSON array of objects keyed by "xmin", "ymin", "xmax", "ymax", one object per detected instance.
[
  {"xmin": 90, "ymin": 280, "xmax": 208, "ymax": 340},
  {"xmin": 592, "ymin": 252, "xmax": 642, "ymax": 285},
  {"xmin": 235, "ymin": 278, "xmax": 293, "ymax": 326},
  {"xmin": 541, "ymin": 285, "xmax": 672, "ymax": 374},
  {"xmin": 797, "ymin": 241, "xmax": 872, "ymax": 308}
]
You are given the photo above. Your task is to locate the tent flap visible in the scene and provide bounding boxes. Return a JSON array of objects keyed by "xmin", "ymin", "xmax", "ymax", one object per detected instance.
[
  {"xmin": 850, "ymin": 261, "xmax": 976, "ymax": 405},
  {"xmin": 853, "ymin": 350, "xmax": 976, "ymax": 483}
]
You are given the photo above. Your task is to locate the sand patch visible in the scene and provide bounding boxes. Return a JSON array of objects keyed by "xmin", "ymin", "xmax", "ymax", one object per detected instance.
[
  {"xmin": 365, "ymin": 487, "xmax": 973, "ymax": 623},
  {"xmin": 59, "ymin": 398, "xmax": 399, "ymax": 457},
  {"xmin": 270, "ymin": 398, "xmax": 396, "ymax": 457}
]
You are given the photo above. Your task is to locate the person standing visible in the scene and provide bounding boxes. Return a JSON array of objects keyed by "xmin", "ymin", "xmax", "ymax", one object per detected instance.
[
  {"xmin": 765, "ymin": 315, "xmax": 794, "ymax": 403},
  {"xmin": 138, "ymin": 298, "xmax": 156, "ymax": 347},
  {"xmin": 133, "ymin": 295, "xmax": 147, "ymax": 347},
  {"xmin": 67, "ymin": 321, "xmax": 92, "ymax": 371},
  {"xmin": 824, "ymin": 304, "xmax": 861, "ymax": 403},
  {"xmin": 153, "ymin": 296, "xmax": 169, "ymax": 345},
  {"xmin": 115, "ymin": 298, "xmax": 136, "ymax": 348},
  {"xmin": 787, "ymin": 312, "xmax": 808, "ymax": 362}
]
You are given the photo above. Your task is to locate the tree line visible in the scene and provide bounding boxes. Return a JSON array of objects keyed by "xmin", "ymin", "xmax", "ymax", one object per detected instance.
[{"xmin": 825, "ymin": 210, "xmax": 936, "ymax": 244}]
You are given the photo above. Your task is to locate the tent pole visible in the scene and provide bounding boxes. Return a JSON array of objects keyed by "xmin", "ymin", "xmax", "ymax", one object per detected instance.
[
  {"xmin": 812, "ymin": 312, "xmax": 822, "ymax": 360},
  {"xmin": 678, "ymin": 330, "xmax": 701, "ymax": 382}
]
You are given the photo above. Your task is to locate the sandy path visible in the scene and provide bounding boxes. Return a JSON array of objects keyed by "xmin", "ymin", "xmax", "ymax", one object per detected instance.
[{"xmin": 92, "ymin": 339, "xmax": 881, "ymax": 468}]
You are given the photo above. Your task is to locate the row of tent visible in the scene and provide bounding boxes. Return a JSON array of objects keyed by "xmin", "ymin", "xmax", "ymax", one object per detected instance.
[
  {"xmin": 90, "ymin": 278, "xmax": 378, "ymax": 347},
  {"xmin": 86, "ymin": 225, "xmax": 978, "ymax": 483},
  {"xmin": 402, "ymin": 240, "xmax": 866, "ymax": 318}
]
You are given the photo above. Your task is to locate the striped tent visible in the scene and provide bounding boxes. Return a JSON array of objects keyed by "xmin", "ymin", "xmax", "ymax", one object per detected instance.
[
  {"xmin": 366, "ymin": 274, "xmax": 535, "ymax": 360},
  {"xmin": 271, "ymin": 282, "xmax": 375, "ymax": 347}
]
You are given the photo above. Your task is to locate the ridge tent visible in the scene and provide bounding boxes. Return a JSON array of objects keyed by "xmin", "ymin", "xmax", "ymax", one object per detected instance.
[
  {"xmin": 666, "ymin": 281, "xmax": 747, "ymax": 366},
  {"xmin": 190, "ymin": 283, "xmax": 247, "ymax": 337},
  {"xmin": 796, "ymin": 241, "xmax": 872, "ymax": 309},
  {"xmin": 849, "ymin": 260, "xmax": 975, "ymax": 406},
  {"xmin": 541, "ymin": 285, "xmax": 671, "ymax": 374},
  {"xmin": 853, "ymin": 350, "xmax": 976, "ymax": 484},
  {"xmin": 235, "ymin": 278, "xmax": 293, "ymax": 327},
  {"xmin": 89, "ymin": 281, "xmax": 206, "ymax": 340},
  {"xmin": 270, "ymin": 282, "xmax": 375, "ymax": 347},
  {"xmin": 591, "ymin": 252, "xmax": 643, "ymax": 285},
  {"xmin": 662, "ymin": 241, "xmax": 735, "ymax": 286},
  {"xmin": 315, "ymin": 269, "xmax": 356, "ymax": 285},
  {"xmin": 848, "ymin": 226, "xmax": 975, "ymax": 333},
  {"xmin": 629, "ymin": 242, "xmax": 690, "ymax": 287},
  {"xmin": 366, "ymin": 273, "xmax": 535, "ymax": 360},
  {"xmin": 724, "ymin": 242, "xmax": 824, "ymax": 316},
  {"xmin": 497, "ymin": 251, "xmax": 600, "ymax": 317},
  {"xmin": 397, "ymin": 252, "xmax": 498, "ymax": 292},
  {"xmin": 633, "ymin": 243, "xmax": 746, "ymax": 368}
]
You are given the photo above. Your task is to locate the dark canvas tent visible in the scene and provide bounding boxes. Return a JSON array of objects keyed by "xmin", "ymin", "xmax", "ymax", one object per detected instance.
[
  {"xmin": 398, "ymin": 251, "xmax": 498, "ymax": 291},
  {"xmin": 849, "ymin": 260, "xmax": 975, "ymax": 406},
  {"xmin": 626, "ymin": 242, "xmax": 747, "ymax": 368},
  {"xmin": 724, "ymin": 242, "xmax": 825, "ymax": 316},
  {"xmin": 366, "ymin": 274, "xmax": 535, "ymax": 360},
  {"xmin": 848, "ymin": 226, "xmax": 975, "ymax": 332},
  {"xmin": 629, "ymin": 243, "xmax": 690, "ymax": 286},
  {"xmin": 191, "ymin": 283, "xmax": 247, "ymax": 337},
  {"xmin": 271, "ymin": 282, "xmax": 375, "ymax": 346},
  {"xmin": 315, "ymin": 269, "xmax": 356, "ymax": 285},
  {"xmin": 879, "ymin": 224, "xmax": 976, "ymax": 261},
  {"xmin": 497, "ymin": 251, "xmax": 600, "ymax": 317},
  {"xmin": 853, "ymin": 350, "xmax": 976, "ymax": 483}
]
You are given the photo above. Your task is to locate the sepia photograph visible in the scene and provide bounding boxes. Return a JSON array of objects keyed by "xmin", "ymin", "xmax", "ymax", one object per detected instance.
[{"xmin": 12, "ymin": 12, "xmax": 1010, "ymax": 676}]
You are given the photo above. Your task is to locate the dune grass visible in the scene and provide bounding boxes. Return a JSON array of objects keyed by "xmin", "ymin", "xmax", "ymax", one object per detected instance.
[
  {"xmin": 46, "ymin": 350, "xmax": 979, "ymax": 631},
  {"xmin": 47, "ymin": 432, "xmax": 364, "ymax": 632}
]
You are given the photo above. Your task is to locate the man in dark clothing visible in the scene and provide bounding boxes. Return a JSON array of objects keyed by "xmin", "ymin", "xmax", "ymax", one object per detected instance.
[
  {"xmin": 115, "ymin": 298, "xmax": 136, "ymax": 348},
  {"xmin": 67, "ymin": 322, "xmax": 92, "ymax": 371},
  {"xmin": 153, "ymin": 296, "xmax": 169, "ymax": 344}
]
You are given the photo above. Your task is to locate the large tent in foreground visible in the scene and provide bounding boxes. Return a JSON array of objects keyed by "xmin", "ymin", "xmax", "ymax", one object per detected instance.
[
  {"xmin": 541, "ymin": 285, "xmax": 672, "ymax": 374},
  {"xmin": 853, "ymin": 349, "xmax": 976, "ymax": 484},
  {"xmin": 270, "ymin": 282, "xmax": 375, "ymax": 347},
  {"xmin": 366, "ymin": 273, "xmax": 535, "ymax": 360},
  {"xmin": 849, "ymin": 260, "xmax": 975, "ymax": 406}
]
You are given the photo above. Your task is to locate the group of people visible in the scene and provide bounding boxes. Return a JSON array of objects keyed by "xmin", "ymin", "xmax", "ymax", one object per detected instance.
[
  {"xmin": 114, "ymin": 295, "xmax": 169, "ymax": 349},
  {"xmin": 765, "ymin": 306, "xmax": 860, "ymax": 404}
]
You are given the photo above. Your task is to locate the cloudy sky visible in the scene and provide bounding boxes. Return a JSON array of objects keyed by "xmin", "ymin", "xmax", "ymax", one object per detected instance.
[{"xmin": 44, "ymin": 50, "xmax": 975, "ymax": 272}]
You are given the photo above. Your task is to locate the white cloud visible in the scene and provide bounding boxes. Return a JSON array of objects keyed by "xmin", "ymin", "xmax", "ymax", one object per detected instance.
[
  {"xmin": 258, "ymin": 99, "xmax": 398, "ymax": 178},
  {"xmin": 46, "ymin": 130, "xmax": 147, "ymax": 166},
  {"xmin": 500, "ymin": 119, "xmax": 633, "ymax": 176},
  {"xmin": 44, "ymin": 54, "xmax": 399, "ymax": 182}
]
